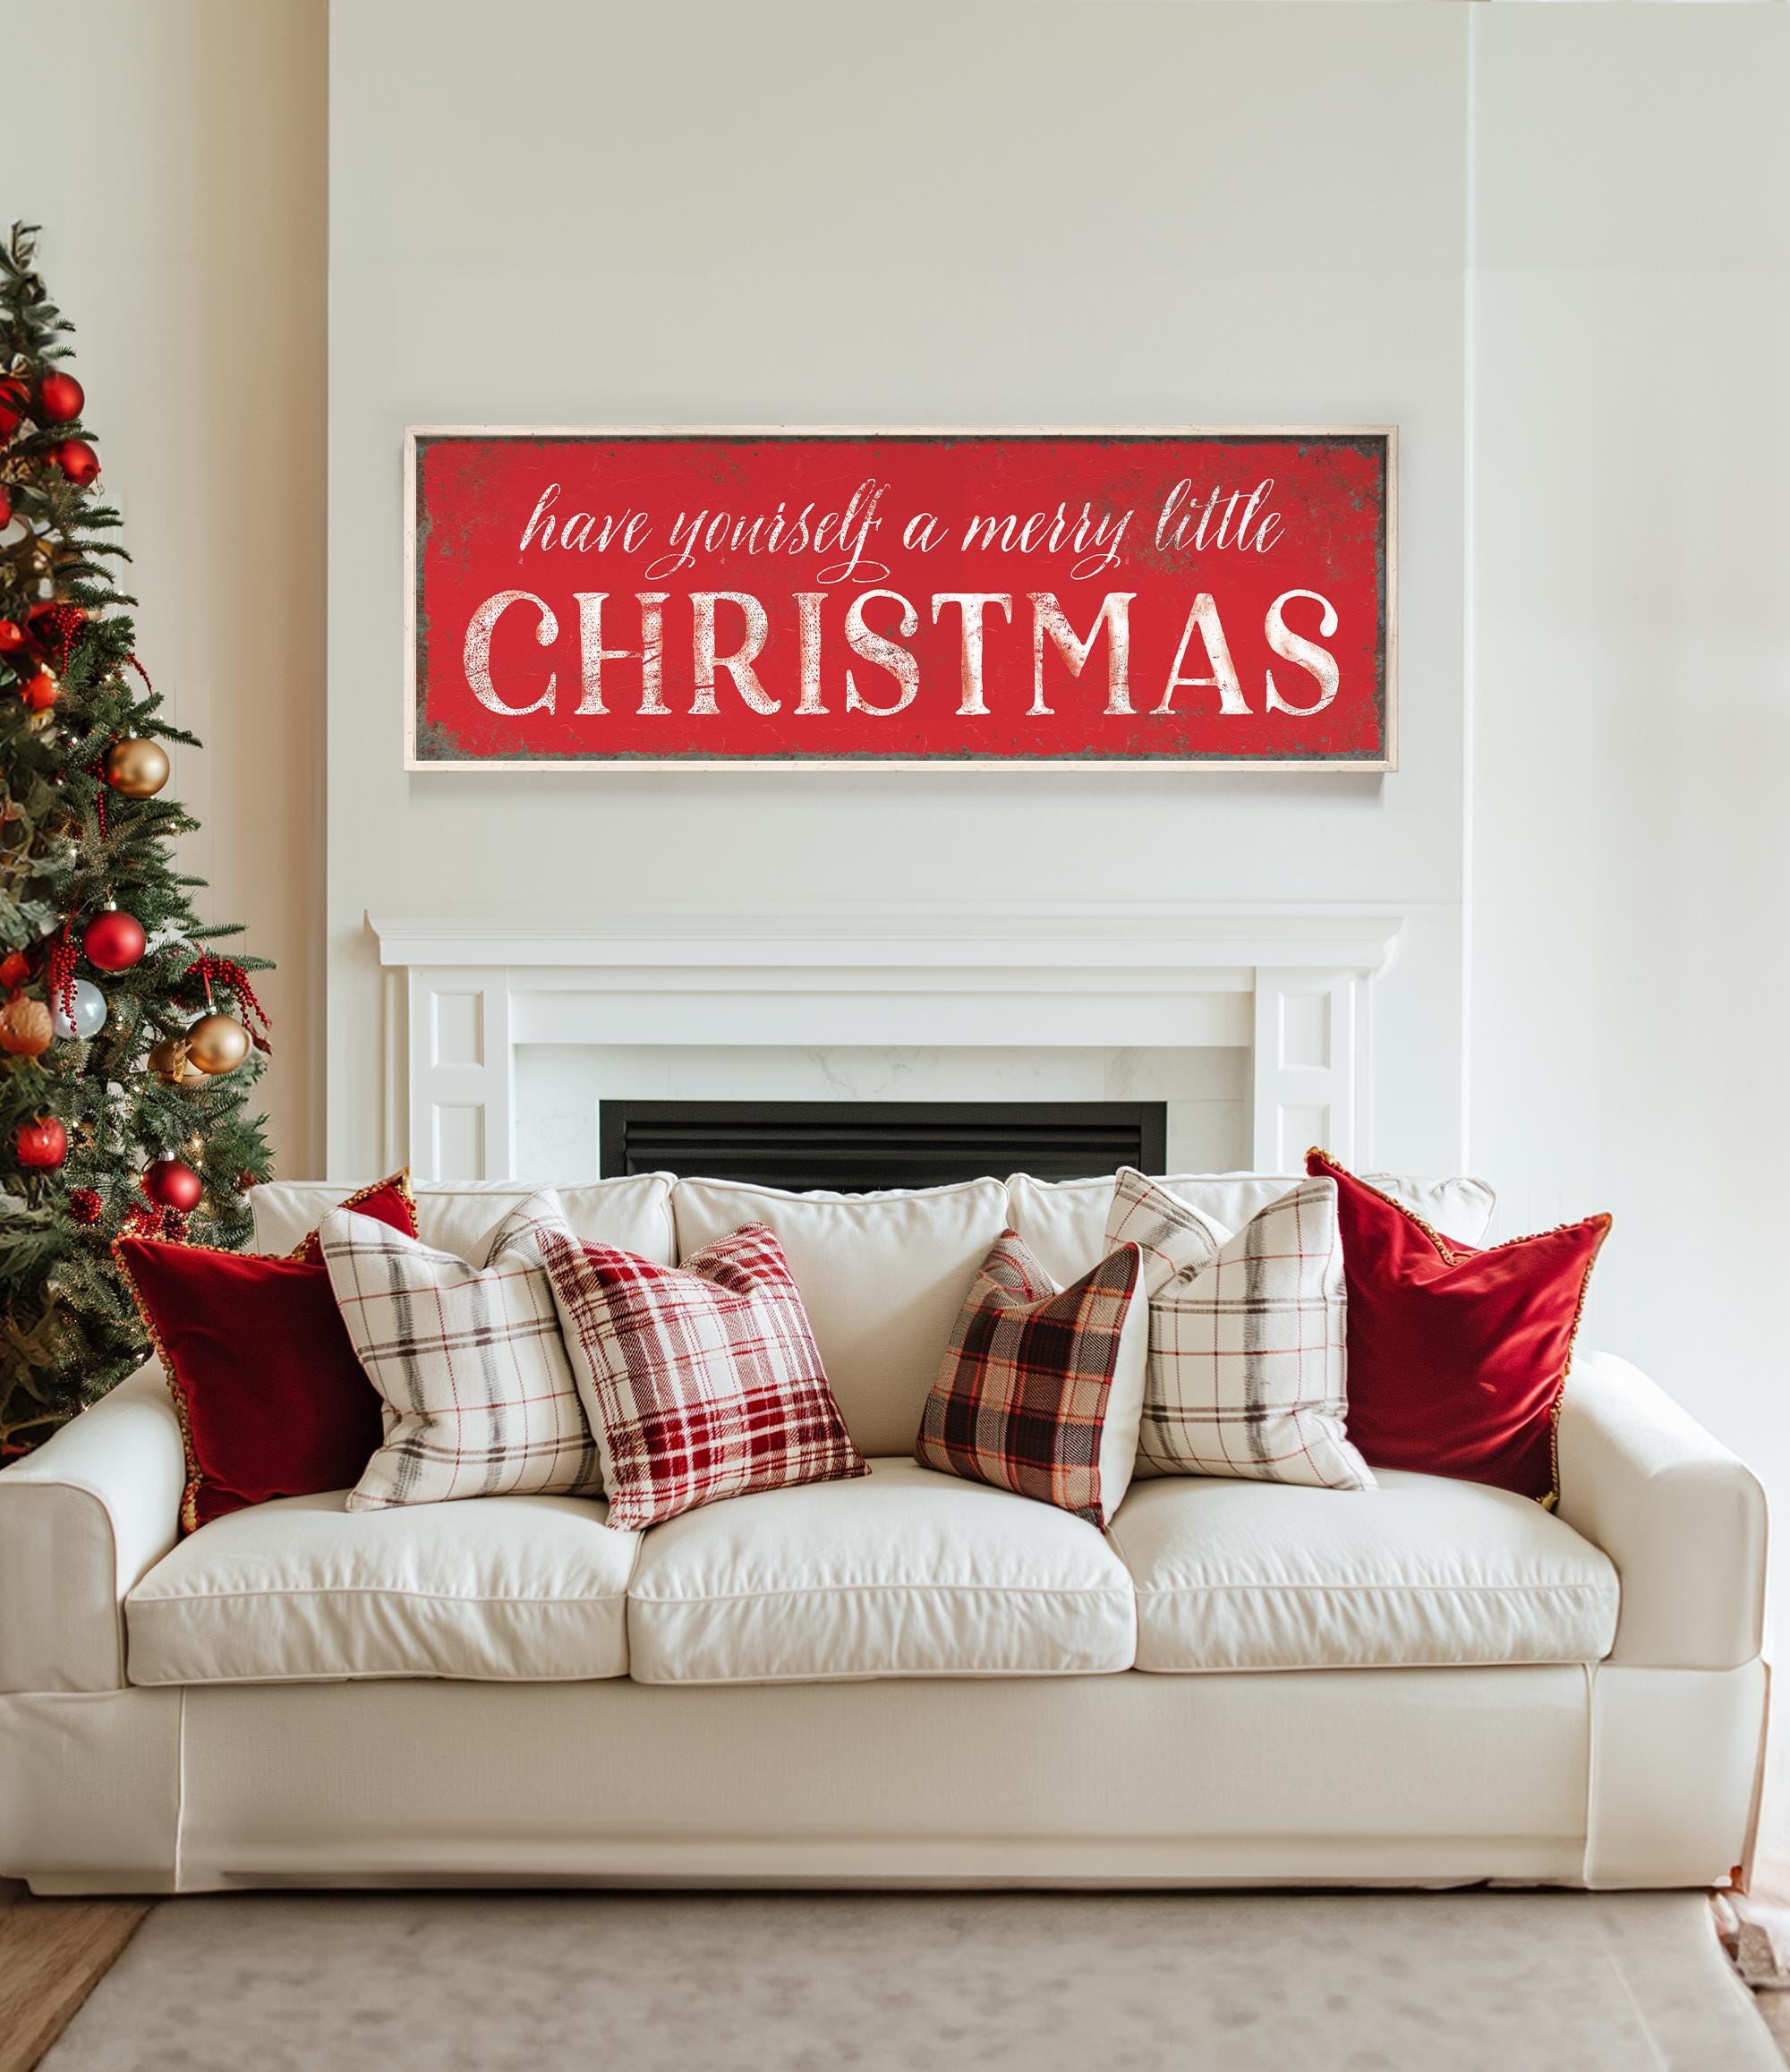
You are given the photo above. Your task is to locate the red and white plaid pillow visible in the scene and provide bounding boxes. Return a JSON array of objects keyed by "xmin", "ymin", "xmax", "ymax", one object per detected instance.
[
  {"xmin": 534, "ymin": 1218, "xmax": 867, "ymax": 1531},
  {"xmin": 915, "ymin": 1230, "xmax": 1146, "ymax": 1527}
]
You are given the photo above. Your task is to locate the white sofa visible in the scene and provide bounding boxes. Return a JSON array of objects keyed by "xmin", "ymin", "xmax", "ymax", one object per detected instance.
[{"xmin": 0, "ymin": 1170, "xmax": 1769, "ymax": 1895}]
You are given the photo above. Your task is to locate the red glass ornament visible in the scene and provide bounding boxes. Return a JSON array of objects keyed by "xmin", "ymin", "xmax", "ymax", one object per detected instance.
[
  {"xmin": 15, "ymin": 1117, "xmax": 68, "ymax": 1170},
  {"xmin": 0, "ymin": 376, "xmax": 26, "ymax": 437},
  {"xmin": 0, "ymin": 486, "xmax": 11, "ymax": 529},
  {"xmin": 37, "ymin": 371, "xmax": 83, "ymax": 424},
  {"xmin": 67, "ymin": 1186, "xmax": 104, "ymax": 1225},
  {"xmin": 82, "ymin": 908, "xmax": 147, "ymax": 973},
  {"xmin": 54, "ymin": 439, "xmax": 100, "ymax": 487},
  {"xmin": 143, "ymin": 1156, "xmax": 203, "ymax": 1212},
  {"xmin": 0, "ymin": 621, "xmax": 21, "ymax": 654},
  {"xmin": 21, "ymin": 669, "xmax": 56, "ymax": 712},
  {"xmin": 0, "ymin": 951, "xmax": 29, "ymax": 991}
]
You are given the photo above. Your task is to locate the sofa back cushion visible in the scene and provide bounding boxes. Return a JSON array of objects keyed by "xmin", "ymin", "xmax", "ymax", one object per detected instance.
[
  {"xmin": 672, "ymin": 1177, "xmax": 1010, "ymax": 1456},
  {"xmin": 252, "ymin": 1172, "xmax": 676, "ymax": 1266},
  {"xmin": 1008, "ymin": 1169, "xmax": 1496, "ymax": 1286}
]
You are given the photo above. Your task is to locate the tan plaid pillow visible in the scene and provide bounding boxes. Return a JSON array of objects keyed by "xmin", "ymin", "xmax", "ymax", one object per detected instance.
[
  {"xmin": 320, "ymin": 1190, "xmax": 602, "ymax": 1510},
  {"xmin": 915, "ymin": 1231, "xmax": 1147, "ymax": 1528}
]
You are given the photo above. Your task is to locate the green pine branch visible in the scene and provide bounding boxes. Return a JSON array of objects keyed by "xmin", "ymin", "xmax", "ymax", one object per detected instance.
[{"xmin": 0, "ymin": 220, "xmax": 277, "ymax": 1449}]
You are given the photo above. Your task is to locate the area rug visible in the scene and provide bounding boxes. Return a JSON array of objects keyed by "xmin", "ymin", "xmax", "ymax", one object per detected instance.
[{"xmin": 40, "ymin": 1889, "xmax": 1779, "ymax": 2072}]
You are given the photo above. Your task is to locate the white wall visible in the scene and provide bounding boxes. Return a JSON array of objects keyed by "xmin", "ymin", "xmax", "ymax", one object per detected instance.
[
  {"xmin": 1469, "ymin": 5, "xmax": 1790, "ymax": 1599},
  {"xmin": 18, "ymin": 4, "xmax": 1784, "ymax": 1596},
  {"xmin": 4, "ymin": 0, "xmax": 328, "ymax": 1176},
  {"xmin": 326, "ymin": 1, "xmax": 1470, "ymax": 1178}
]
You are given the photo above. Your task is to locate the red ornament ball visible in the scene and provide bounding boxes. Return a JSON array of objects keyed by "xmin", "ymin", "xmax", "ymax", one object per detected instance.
[
  {"xmin": 0, "ymin": 621, "xmax": 21, "ymax": 654},
  {"xmin": 37, "ymin": 371, "xmax": 84, "ymax": 424},
  {"xmin": 0, "ymin": 376, "xmax": 26, "ymax": 437},
  {"xmin": 0, "ymin": 951, "xmax": 29, "ymax": 991},
  {"xmin": 54, "ymin": 439, "xmax": 100, "ymax": 487},
  {"xmin": 82, "ymin": 908, "xmax": 147, "ymax": 973},
  {"xmin": 143, "ymin": 1156, "xmax": 202, "ymax": 1212},
  {"xmin": 67, "ymin": 1186, "xmax": 103, "ymax": 1225},
  {"xmin": 21, "ymin": 669, "xmax": 57, "ymax": 712},
  {"xmin": 0, "ymin": 487, "xmax": 11, "ymax": 530},
  {"xmin": 16, "ymin": 1117, "xmax": 68, "ymax": 1170}
]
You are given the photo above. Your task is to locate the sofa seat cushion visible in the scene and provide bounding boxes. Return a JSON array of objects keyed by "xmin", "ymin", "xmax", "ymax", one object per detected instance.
[
  {"xmin": 1108, "ymin": 1471, "xmax": 1618, "ymax": 1673},
  {"xmin": 126, "ymin": 1490, "xmax": 638, "ymax": 1686},
  {"xmin": 626, "ymin": 1456, "xmax": 1137, "ymax": 1684}
]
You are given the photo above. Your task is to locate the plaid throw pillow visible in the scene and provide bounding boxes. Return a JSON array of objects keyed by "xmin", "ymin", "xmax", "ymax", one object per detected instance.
[
  {"xmin": 535, "ymin": 1218, "xmax": 866, "ymax": 1531},
  {"xmin": 320, "ymin": 1191, "xmax": 603, "ymax": 1510},
  {"xmin": 1104, "ymin": 1167, "xmax": 1371, "ymax": 1490},
  {"xmin": 915, "ymin": 1231, "xmax": 1146, "ymax": 1527}
]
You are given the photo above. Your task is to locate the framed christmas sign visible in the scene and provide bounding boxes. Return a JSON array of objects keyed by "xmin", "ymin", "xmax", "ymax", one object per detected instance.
[{"xmin": 405, "ymin": 427, "xmax": 1395, "ymax": 771}]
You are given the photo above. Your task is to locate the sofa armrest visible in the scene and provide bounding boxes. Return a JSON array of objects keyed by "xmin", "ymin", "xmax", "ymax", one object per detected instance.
[
  {"xmin": 0, "ymin": 1361, "xmax": 184, "ymax": 1692},
  {"xmin": 1556, "ymin": 1350, "xmax": 1767, "ymax": 1670}
]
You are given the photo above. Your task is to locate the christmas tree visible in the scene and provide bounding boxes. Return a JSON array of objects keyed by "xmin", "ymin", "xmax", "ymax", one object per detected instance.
[{"xmin": 0, "ymin": 223, "xmax": 274, "ymax": 1454}]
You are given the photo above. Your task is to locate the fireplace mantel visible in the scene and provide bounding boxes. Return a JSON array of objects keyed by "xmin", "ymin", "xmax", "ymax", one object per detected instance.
[{"xmin": 367, "ymin": 905, "xmax": 1403, "ymax": 1181}]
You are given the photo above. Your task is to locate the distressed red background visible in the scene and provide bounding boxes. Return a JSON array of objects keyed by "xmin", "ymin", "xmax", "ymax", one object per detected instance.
[{"xmin": 410, "ymin": 431, "xmax": 1391, "ymax": 765}]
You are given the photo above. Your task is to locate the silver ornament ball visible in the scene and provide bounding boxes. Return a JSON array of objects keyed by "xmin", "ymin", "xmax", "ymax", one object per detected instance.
[{"xmin": 51, "ymin": 978, "xmax": 108, "ymax": 1042}]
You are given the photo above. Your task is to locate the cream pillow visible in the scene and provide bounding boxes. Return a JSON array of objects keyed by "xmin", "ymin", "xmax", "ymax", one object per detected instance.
[
  {"xmin": 319, "ymin": 1190, "xmax": 602, "ymax": 1510},
  {"xmin": 1105, "ymin": 1168, "xmax": 1371, "ymax": 1490}
]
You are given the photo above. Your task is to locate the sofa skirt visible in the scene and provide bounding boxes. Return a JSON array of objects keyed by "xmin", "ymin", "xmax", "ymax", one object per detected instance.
[{"xmin": 0, "ymin": 1659, "xmax": 1766, "ymax": 1895}]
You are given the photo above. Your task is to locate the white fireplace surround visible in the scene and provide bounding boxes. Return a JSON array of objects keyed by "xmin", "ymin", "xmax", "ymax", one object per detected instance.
[{"xmin": 367, "ymin": 906, "xmax": 1404, "ymax": 1183}]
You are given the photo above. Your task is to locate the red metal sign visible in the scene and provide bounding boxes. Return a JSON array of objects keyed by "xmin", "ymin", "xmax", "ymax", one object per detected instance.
[{"xmin": 406, "ymin": 428, "xmax": 1394, "ymax": 769}]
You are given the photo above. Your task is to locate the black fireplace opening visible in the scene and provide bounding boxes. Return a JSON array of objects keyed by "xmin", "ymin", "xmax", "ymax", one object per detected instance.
[{"xmin": 598, "ymin": 1100, "xmax": 1167, "ymax": 1194}]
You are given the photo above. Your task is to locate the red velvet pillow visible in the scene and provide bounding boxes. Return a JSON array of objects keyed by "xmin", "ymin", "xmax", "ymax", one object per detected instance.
[
  {"xmin": 1308, "ymin": 1149, "xmax": 1610, "ymax": 1505},
  {"xmin": 114, "ymin": 1174, "xmax": 416, "ymax": 1532}
]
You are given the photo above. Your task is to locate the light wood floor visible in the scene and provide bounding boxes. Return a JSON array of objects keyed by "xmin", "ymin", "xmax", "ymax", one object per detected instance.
[{"xmin": 0, "ymin": 1880, "xmax": 148, "ymax": 2072}]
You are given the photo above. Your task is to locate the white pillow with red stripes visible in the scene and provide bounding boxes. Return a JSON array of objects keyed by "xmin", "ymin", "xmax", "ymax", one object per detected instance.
[
  {"xmin": 1104, "ymin": 1167, "xmax": 1371, "ymax": 1491},
  {"xmin": 533, "ymin": 1216, "xmax": 866, "ymax": 1531},
  {"xmin": 320, "ymin": 1191, "xmax": 603, "ymax": 1511}
]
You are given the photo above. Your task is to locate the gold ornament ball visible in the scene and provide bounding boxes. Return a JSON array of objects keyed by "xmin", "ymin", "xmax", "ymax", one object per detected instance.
[
  {"xmin": 0, "ymin": 994, "xmax": 54, "ymax": 1059},
  {"xmin": 185, "ymin": 1011, "xmax": 251, "ymax": 1075},
  {"xmin": 147, "ymin": 1036, "xmax": 209, "ymax": 1088},
  {"xmin": 105, "ymin": 738, "xmax": 171, "ymax": 799}
]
